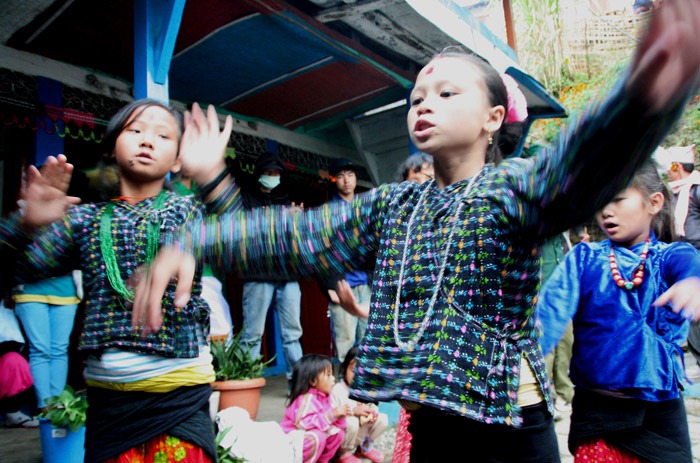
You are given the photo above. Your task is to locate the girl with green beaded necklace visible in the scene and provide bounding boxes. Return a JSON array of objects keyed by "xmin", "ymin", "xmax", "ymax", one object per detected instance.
[{"xmin": 8, "ymin": 99, "xmax": 239, "ymax": 463}]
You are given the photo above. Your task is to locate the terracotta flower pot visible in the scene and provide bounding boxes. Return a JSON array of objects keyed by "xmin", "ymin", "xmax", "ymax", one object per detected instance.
[{"xmin": 212, "ymin": 377, "xmax": 267, "ymax": 420}]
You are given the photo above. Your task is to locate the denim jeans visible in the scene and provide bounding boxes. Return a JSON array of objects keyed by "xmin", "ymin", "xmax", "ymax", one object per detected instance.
[
  {"xmin": 241, "ymin": 281, "xmax": 303, "ymax": 379},
  {"xmin": 14, "ymin": 301, "xmax": 78, "ymax": 408},
  {"xmin": 329, "ymin": 283, "xmax": 369, "ymax": 362}
]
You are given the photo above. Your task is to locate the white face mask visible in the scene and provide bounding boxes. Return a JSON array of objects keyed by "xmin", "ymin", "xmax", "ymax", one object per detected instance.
[{"xmin": 259, "ymin": 175, "xmax": 281, "ymax": 190}]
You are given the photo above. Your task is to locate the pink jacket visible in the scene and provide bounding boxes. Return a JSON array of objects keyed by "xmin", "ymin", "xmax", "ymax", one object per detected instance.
[{"xmin": 280, "ymin": 387, "xmax": 346, "ymax": 434}]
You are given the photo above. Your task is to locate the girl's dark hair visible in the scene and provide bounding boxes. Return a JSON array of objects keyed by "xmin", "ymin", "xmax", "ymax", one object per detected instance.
[
  {"xmin": 103, "ymin": 99, "xmax": 183, "ymax": 158},
  {"xmin": 287, "ymin": 354, "xmax": 334, "ymax": 405},
  {"xmin": 431, "ymin": 46, "xmax": 526, "ymax": 163},
  {"xmin": 630, "ymin": 162, "xmax": 675, "ymax": 242},
  {"xmin": 338, "ymin": 346, "xmax": 359, "ymax": 383}
]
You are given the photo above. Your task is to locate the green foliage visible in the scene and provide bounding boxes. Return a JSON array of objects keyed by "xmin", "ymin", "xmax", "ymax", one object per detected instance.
[
  {"xmin": 211, "ymin": 330, "xmax": 275, "ymax": 381},
  {"xmin": 215, "ymin": 426, "xmax": 247, "ymax": 463},
  {"xmin": 528, "ymin": 59, "xmax": 700, "ymax": 148},
  {"xmin": 38, "ymin": 385, "xmax": 88, "ymax": 432},
  {"xmin": 512, "ymin": 1, "xmax": 700, "ymax": 148},
  {"xmin": 512, "ymin": 0, "xmax": 563, "ymax": 92}
]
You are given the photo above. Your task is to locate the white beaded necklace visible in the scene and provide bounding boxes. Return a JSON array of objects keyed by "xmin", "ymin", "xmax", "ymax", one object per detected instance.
[{"xmin": 393, "ymin": 169, "xmax": 484, "ymax": 350}]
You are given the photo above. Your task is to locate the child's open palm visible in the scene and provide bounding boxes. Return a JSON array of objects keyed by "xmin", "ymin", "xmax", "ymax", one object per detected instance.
[
  {"xmin": 21, "ymin": 154, "xmax": 80, "ymax": 228},
  {"xmin": 178, "ymin": 102, "xmax": 233, "ymax": 186}
]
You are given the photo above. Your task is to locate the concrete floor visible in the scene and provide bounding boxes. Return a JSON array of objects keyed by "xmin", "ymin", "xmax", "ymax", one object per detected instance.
[{"xmin": 3, "ymin": 351, "xmax": 699, "ymax": 463}]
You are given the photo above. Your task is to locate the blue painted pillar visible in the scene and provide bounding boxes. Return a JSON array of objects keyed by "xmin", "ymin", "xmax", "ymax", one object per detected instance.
[
  {"xmin": 35, "ymin": 77, "xmax": 64, "ymax": 166},
  {"xmin": 133, "ymin": 0, "xmax": 187, "ymax": 102},
  {"xmin": 405, "ymin": 86, "xmax": 420, "ymax": 155}
]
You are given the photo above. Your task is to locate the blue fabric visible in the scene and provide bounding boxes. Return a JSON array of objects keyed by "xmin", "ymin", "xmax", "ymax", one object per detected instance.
[
  {"xmin": 537, "ymin": 234, "xmax": 700, "ymax": 401},
  {"xmin": 240, "ymin": 281, "xmax": 303, "ymax": 378},
  {"xmin": 15, "ymin": 301, "xmax": 78, "ymax": 407},
  {"xmin": 15, "ymin": 274, "xmax": 77, "ymax": 299}
]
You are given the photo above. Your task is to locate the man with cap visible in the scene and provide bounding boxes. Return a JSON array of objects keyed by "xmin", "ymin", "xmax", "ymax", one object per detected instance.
[
  {"xmin": 663, "ymin": 145, "xmax": 700, "ymax": 250},
  {"xmin": 239, "ymin": 152, "xmax": 303, "ymax": 383},
  {"xmin": 662, "ymin": 145, "xmax": 700, "ymax": 380},
  {"xmin": 325, "ymin": 158, "xmax": 371, "ymax": 362}
]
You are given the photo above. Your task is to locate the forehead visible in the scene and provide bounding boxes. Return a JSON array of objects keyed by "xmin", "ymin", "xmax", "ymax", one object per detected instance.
[
  {"xmin": 335, "ymin": 169, "xmax": 356, "ymax": 176},
  {"xmin": 415, "ymin": 57, "xmax": 483, "ymax": 87},
  {"xmin": 127, "ymin": 105, "xmax": 178, "ymax": 128}
]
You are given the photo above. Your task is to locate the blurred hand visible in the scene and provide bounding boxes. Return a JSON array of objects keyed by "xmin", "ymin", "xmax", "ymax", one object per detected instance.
[
  {"xmin": 21, "ymin": 154, "xmax": 80, "ymax": 228},
  {"xmin": 626, "ymin": 0, "xmax": 700, "ymax": 113},
  {"xmin": 653, "ymin": 276, "xmax": 700, "ymax": 322},
  {"xmin": 179, "ymin": 103, "xmax": 233, "ymax": 186},
  {"xmin": 131, "ymin": 247, "xmax": 196, "ymax": 336},
  {"xmin": 328, "ymin": 280, "xmax": 369, "ymax": 319}
]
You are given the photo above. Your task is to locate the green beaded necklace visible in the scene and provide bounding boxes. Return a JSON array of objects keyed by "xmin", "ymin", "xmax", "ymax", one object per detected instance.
[{"xmin": 100, "ymin": 191, "xmax": 168, "ymax": 302}]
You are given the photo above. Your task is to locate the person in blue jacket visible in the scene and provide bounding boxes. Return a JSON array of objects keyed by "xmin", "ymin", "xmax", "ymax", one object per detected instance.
[{"xmin": 537, "ymin": 163, "xmax": 700, "ymax": 463}]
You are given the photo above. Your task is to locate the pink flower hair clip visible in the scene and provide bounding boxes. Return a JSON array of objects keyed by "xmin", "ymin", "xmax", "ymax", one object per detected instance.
[{"xmin": 500, "ymin": 74, "xmax": 528, "ymax": 123}]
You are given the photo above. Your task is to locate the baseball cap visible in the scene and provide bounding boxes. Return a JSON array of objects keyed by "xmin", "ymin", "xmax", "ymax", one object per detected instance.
[
  {"xmin": 329, "ymin": 158, "xmax": 359, "ymax": 177},
  {"xmin": 666, "ymin": 145, "xmax": 696, "ymax": 164}
]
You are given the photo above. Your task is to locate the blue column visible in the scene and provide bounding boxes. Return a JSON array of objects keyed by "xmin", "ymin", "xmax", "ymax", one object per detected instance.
[
  {"xmin": 35, "ymin": 77, "xmax": 63, "ymax": 166},
  {"xmin": 133, "ymin": 0, "xmax": 186, "ymax": 102}
]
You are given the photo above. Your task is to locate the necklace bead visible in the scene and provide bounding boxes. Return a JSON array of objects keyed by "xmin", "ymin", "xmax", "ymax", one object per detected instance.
[{"xmin": 609, "ymin": 237, "xmax": 650, "ymax": 291}]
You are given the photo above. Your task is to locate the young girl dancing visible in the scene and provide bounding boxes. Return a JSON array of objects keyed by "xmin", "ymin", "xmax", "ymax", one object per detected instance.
[
  {"xmin": 330, "ymin": 346, "xmax": 388, "ymax": 463},
  {"xmin": 537, "ymin": 163, "xmax": 700, "ymax": 463},
  {"xmin": 280, "ymin": 354, "xmax": 350, "ymax": 463},
  {"xmin": 135, "ymin": 2, "xmax": 700, "ymax": 461},
  {"xmin": 6, "ymin": 99, "xmax": 239, "ymax": 462}
]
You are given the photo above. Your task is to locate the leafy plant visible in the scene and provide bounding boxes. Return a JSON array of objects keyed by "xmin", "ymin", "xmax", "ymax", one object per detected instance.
[
  {"xmin": 215, "ymin": 426, "xmax": 247, "ymax": 463},
  {"xmin": 38, "ymin": 385, "xmax": 88, "ymax": 432},
  {"xmin": 210, "ymin": 330, "xmax": 275, "ymax": 381}
]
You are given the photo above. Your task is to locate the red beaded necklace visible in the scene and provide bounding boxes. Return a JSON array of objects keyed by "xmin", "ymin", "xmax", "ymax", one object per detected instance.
[{"xmin": 609, "ymin": 237, "xmax": 650, "ymax": 291}]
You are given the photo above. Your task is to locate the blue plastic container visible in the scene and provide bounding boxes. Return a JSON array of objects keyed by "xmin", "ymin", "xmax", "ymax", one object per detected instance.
[{"xmin": 39, "ymin": 419, "xmax": 86, "ymax": 463}]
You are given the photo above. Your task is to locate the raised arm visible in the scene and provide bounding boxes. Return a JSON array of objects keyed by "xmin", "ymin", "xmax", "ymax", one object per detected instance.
[
  {"xmin": 132, "ymin": 185, "xmax": 390, "ymax": 335},
  {"xmin": 0, "ymin": 155, "xmax": 81, "ymax": 293}
]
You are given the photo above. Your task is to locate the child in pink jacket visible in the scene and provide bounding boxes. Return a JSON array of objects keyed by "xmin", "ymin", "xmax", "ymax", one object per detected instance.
[{"xmin": 281, "ymin": 354, "xmax": 351, "ymax": 463}]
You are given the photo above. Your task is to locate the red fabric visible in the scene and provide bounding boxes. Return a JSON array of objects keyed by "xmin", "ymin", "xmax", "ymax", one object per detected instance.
[
  {"xmin": 574, "ymin": 438, "xmax": 646, "ymax": 463},
  {"xmin": 391, "ymin": 408, "xmax": 412, "ymax": 463},
  {"xmin": 0, "ymin": 352, "xmax": 33, "ymax": 398},
  {"xmin": 102, "ymin": 434, "xmax": 211, "ymax": 463}
]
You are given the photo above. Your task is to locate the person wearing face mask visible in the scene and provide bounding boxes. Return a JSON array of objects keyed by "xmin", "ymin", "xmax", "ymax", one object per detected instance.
[{"xmin": 240, "ymin": 152, "xmax": 304, "ymax": 387}]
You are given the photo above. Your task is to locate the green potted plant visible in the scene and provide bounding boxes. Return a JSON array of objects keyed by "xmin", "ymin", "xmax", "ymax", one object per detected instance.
[
  {"xmin": 210, "ymin": 329, "xmax": 274, "ymax": 420},
  {"xmin": 38, "ymin": 385, "xmax": 88, "ymax": 463}
]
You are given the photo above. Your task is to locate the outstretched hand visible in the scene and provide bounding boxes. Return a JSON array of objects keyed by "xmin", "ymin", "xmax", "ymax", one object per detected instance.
[
  {"xmin": 328, "ymin": 280, "xmax": 369, "ymax": 319},
  {"xmin": 626, "ymin": 0, "xmax": 700, "ymax": 113},
  {"xmin": 21, "ymin": 154, "xmax": 80, "ymax": 228},
  {"xmin": 653, "ymin": 276, "xmax": 700, "ymax": 323},
  {"xmin": 131, "ymin": 247, "xmax": 196, "ymax": 336},
  {"xmin": 179, "ymin": 103, "xmax": 233, "ymax": 186}
]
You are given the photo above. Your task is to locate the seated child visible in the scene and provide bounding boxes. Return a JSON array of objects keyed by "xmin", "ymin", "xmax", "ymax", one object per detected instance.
[
  {"xmin": 280, "ymin": 354, "xmax": 350, "ymax": 463},
  {"xmin": 331, "ymin": 346, "xmax": 387, "ymax": 463},
  {"xmin": 0, "ymin": 342, "xmax": 39, "ymax": 428}
]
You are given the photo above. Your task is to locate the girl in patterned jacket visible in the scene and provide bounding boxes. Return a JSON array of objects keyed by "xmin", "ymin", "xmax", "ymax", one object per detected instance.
[
  {"xmin": 6, "ymin": 99, "xmax": 239, "ymax": 462},
  {"xmin": 135, "ymin": 2, "xmax": 700, "ymax": 461}
]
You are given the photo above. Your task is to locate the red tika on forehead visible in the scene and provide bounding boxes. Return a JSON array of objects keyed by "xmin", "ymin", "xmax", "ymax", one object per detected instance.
[{"xmin": 426, "ymin": 66, "xmax": 434, "ymax": 75}]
